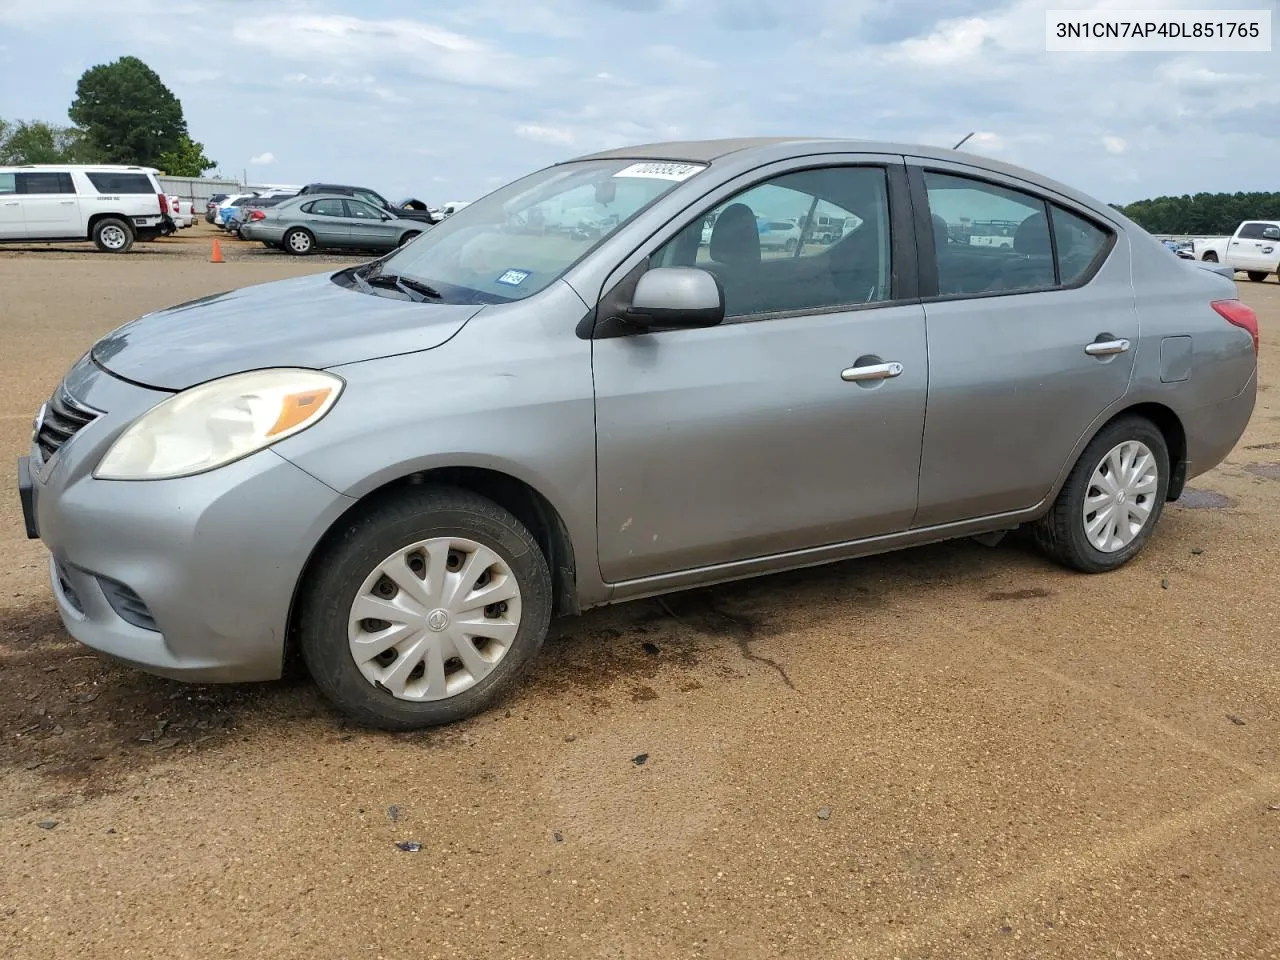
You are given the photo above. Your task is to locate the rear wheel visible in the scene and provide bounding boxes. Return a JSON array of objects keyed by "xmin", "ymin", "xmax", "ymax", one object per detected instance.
[
  {"xmin": 1247, "ymin": 271, "xmax": 1269, "ymax": 283},
  {"xmin": 284, "ymin": 228, "xmax": 315, "ymax": 256},
  {"xmin": 1034, "ymin": 416, "xmax": 1169, "ymax": 573},
  {"xmin": 298, "ymin": 486, "xmax": 553, "ymax": 730},
  {"xmin": 92, "ymin": 217, "xmax": 134, "ymax": 254}
]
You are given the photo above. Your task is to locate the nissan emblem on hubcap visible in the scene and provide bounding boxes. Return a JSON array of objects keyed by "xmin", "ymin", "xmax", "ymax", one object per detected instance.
[{"xmin": 426, "ymin": 609, "xmax": 451, "ymax": 632}]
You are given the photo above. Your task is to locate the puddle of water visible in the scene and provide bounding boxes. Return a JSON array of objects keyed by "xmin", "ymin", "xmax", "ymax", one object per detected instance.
[
  {"xmin": 1244, "ymin": 462, "xmax": 1280, "ymax": 481},
  {"xmin": 1175, "ymin": 488, "xmax": 1234, "ymax": 509}
]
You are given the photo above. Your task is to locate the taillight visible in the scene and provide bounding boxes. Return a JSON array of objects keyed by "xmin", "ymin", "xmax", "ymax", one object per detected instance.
[
  {"xmin": 249, "ymin": 210, "xmax": 266, "ymax": 221},
  {"xmin": 158, "ymin": 193, "xmax": 169, "ymax": 214},
  {"xmin": 1212, "ymin": 299, "xmax": 1259, "ymax": 354}
]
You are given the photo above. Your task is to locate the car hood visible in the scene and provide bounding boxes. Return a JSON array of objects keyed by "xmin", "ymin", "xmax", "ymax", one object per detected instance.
[{"xmin": 90, "ymin": 272, "xmax": 484, "ymax": 390}]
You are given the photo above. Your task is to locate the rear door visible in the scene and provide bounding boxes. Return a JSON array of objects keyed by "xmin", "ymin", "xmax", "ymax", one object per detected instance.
[
  {"xmin": 0, "ymin": 173, "xmax": 22, "ymax": 238},
  {"xmin": 343, "ymin": 198, "xmax": 398, "ymax": 248},
  {"xmin": 908, "ymin": 158, "xmax": 1135, "ymax": 527},
  {"xmin": 16, "ymin": 171, "xmax": 79, "ymax": 238},
  {"xmin": 1227, "ymin": 222, "xmax": 1271, "ymax": 272}
]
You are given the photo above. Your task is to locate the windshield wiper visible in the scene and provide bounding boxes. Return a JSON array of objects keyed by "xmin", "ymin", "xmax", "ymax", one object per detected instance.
[{"xmin": 351, "ymin": 264, "xmax": 443, "ymax": 302}]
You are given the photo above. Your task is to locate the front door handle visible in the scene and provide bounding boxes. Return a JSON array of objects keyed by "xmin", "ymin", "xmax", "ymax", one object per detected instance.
[
  {"xmin": 841, "ymin": 361, "xmax": 903, "ymax": 382},
  {"xmin": 1084, "ymin": 338, "xmax": 1131, "ymax": 357},
  {"xmin": 59, "ymin": 200, "xmax": 75, "ymax": 205}
]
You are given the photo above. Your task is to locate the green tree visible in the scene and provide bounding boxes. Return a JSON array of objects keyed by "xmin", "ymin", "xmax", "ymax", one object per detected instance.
[
  {"xmin": 68, "ymin": 55, "xmax": 187, "ymax": 166},
  {"xmin": 0, "ymin": 117, "xmax": 96, "ymax": 164},
  {"xmin": 157, "ymin": 134, "xmax": 216, "ymax": 177},
  {"xmin": 1121, "ymin": 191, "xmax": 1280, "ymax": 235}
]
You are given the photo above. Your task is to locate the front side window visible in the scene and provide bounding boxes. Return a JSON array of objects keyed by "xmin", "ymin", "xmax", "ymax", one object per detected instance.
[
  {"xmin": 345, "ymin": 199, "xmax": 383, "ymax": 220},
  {"xmin": 373, "ymin": 158, "xmax": 706, "ymax": 303},
  {"xmin": 1238, "ymin": 222, "xmax": 1267, "ymax": 239},
  {"xmin": 651, "ymin": 165, "xmax": 891, "ymax": 317},
  {"xmin": 354, "ymin": 190, "xmax": 388, "ymax": 209}
]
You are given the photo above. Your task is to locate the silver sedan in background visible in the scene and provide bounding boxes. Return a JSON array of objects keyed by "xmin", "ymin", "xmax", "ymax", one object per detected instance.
[{"xmin": 241, "ymin": 193, "xmax": 429, "ymax": 255}]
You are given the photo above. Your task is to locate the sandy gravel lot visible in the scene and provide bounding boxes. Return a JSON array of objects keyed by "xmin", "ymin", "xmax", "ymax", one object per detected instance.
[{"xmin": 2, "ymin": 226, "xmax": 1278, "ymax": 960}]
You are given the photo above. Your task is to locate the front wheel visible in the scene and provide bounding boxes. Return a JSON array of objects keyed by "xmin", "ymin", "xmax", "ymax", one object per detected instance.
[
  {"xmin": 284, "ymin": 228, "xmax": 315, "ymax": 256},
  {"xmin": 93, "ymin": 217, "xmax": 135, "ymax": 253},
  {"xmin": 1202, "ymin": 251, "xmax": 1218, "ymax": 263},
  {"xmin": 399, "ymin": 231, "xmax": 421, "ymax": 247},
  {"xmin": 1034, "ymin": 416, "xmax": 1170, "ymax": 573},
  {"xmin": 297, "ymin": 486, "xmax": 554, "ymax": 730},
  {"xmin": 1247, "ymin": 271, "xmax": 1269, "ymax": 283}
]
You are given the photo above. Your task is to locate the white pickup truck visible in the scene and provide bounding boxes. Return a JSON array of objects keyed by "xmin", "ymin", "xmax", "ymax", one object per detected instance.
[{"xmin": 1192, "ymin": 220, "xmax": 1280, "ymax": 281}]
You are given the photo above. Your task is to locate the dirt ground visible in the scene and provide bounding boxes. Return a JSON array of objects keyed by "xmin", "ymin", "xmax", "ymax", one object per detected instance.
[{"xmin": 1, "ymin": 225, "xmax": 1278, "ymax": 960}]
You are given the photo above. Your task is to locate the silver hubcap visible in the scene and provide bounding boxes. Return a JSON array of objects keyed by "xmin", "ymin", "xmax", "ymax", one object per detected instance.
[
  {"xmin": 100, "ymin": 225, "xmax": 126, "ymax": 249},
  {"xmin": 289, "ymin": 232, "xmax": 311, "ymax": 252},
  {"xmin": 347, "ymin": 537, "xmax": 522, "ymax": 701},
  {"xmin": 1083, "ymin": 440, "xmax": 1158, "ymax": 553}
]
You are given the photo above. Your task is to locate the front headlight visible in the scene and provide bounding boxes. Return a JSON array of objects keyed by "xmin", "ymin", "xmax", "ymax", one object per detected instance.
[{"xmin": 94, "ymin": 368, "xmax": 344, "ymax": 481}]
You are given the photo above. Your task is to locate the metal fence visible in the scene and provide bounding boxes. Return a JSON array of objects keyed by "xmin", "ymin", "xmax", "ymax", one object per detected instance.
[{"xmin": 157, "ymin": 177, "xmax": 306, "ymax": 207}]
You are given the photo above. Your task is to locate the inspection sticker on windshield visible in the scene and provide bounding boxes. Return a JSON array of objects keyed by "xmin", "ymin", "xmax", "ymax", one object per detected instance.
[
  {"xmin": 495, "ymin": 269, "xmax": 532, "ymax": 286},
  {"xmin": 613, "ymin": 162, "xmax": 706, "ymax": 182}
]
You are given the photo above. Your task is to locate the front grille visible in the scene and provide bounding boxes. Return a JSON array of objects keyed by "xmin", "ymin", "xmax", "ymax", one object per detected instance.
[
  {"xmin": 35, "ymin": 383, "xmax": 101, "ymax": 463},
  {"xmin": 98, "ymin": 577, "xmax": 158, "ymax": 632}
]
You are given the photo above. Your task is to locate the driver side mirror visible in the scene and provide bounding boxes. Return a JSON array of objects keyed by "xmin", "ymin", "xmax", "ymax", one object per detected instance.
[{"xmin": 624, "ymin": 267, "xmax": 725, "ymax": 331}]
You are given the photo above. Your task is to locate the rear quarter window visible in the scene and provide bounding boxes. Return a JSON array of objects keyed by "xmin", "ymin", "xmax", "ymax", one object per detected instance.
[{"xmin": 85, "ymin": 172, "xmax": 155, "ymax": 194}]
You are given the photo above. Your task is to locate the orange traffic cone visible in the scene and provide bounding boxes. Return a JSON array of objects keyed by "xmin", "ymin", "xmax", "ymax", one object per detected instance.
[{"xmin": 210, "ymin": 238, "xmax": 224, "ymax": 263}]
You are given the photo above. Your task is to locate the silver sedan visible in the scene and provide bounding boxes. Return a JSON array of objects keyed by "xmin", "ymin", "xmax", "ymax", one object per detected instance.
[
  {"xmin": 241, "ymin": 194, "xmax": 429, "ymax": 255},
  {"xmin": 19, "ymin": 138, "xmax": 1259, "ymax": 730}
]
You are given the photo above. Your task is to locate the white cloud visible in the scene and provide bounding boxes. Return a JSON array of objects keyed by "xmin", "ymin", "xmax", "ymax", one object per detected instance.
[
  {"xmin": 1102, "ymin": 135, "xmax": 1127, "ymax": 155},
  {"xmin": 515, "ymin": 123, "xmax": 577, "ymax": 145},
  {"xmin": 249, "ymin": 152, "xmax": 276, "ymax": 165}
]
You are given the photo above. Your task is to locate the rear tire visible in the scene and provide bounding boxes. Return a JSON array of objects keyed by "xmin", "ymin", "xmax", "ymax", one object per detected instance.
[
  {"xmin": 1033, "ymin": 416, "xmax": 1170, "ymax": 573},
  {"xmin": 284, "ymin": 228, "xmax": 315, "ymax": 256},
  {"xmin": 92, "ymin": 217, "xmax": 134, "ymax": 253},
  {"xmin": 1247, "ymin": 271, "xmax": 1269, "ymax": 283},
  {"xmin": 297, "ymin": 486, "xmax": 553, "ymax": 730}
]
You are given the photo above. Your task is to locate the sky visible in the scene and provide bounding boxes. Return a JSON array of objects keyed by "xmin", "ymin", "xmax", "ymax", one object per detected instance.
[{"xmin": 0, "ymin": 0, "xmax": 1277, "ymax": 206}]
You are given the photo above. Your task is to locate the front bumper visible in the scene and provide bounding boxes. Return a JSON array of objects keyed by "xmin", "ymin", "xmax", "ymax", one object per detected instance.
[{"xmin": 21, "ymin": 361, "xmax": 356, "ymax": 682}]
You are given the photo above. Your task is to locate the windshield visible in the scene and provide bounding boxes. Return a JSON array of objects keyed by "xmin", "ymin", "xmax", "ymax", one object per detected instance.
[{"xmin": 371, "ymin": 158, "xmax": 706, "ymax": 303}]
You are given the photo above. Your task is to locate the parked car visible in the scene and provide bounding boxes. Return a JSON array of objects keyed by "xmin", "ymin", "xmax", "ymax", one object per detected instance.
[
  {"xmin": 757, "ymin": 217, "xmax": 802, "ymax": 252},
  {"xmin": 18, "ymin": 138, "xmax": 1259, "ymax": 731},
  {"xmin": 1202, "ymin": 221, "xmax": 1280, "ymax": 281},
  {"xmin": 240, "ymin": 194, "xmax": 428, "ymax": 254},
  {"xmin": 205, "ymin": 193, "xmax": 229, "ymax": 223},
  {"xmin": 232, "ymin": 195, "xmax": 295, "ymax": 239},
  {"xmin": 0, "ymin": 163, "xmax": 176, "ymax": 252},
  {"xmin": 211, "ymin": 193, "xmax": 257, "ymax": 226},
  {"xmin": 297, "ymin": 182, "xmax": 441, "ymax": 225}
]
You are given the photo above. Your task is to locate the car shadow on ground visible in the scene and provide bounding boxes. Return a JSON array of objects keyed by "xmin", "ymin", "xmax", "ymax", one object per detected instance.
[{"xmin": 0, "ymin": 533, "xmax": 1047, "ymax": 814}]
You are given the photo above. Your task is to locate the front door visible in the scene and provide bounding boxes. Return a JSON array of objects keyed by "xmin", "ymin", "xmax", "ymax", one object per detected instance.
[
  {"xmin": 1228, "ymin": 222, "xmax": 1274, "ymax": 272},
  {"xmin": 301, "ymin": 197, "xmax": 350, "ymax": 246},
  {"xmin": 17, "ymin": 171, "xmax": 80, "ymax": 238},
  {"xmin": 909, "ymin": 161, "xmax": 1137, "ymax": 527},
  {"xmin": 592, "ymin": 160, "xmax": 928, "ymax": 583},
  {"xmin": 343, "ymin": 198, "xmax": 399, "ymax": 249}
]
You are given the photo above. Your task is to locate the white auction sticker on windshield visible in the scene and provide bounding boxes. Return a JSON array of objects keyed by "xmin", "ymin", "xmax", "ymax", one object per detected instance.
[
  {"xmin": 613, "ymin": 162, "xmax": 706, "ymax": 182},
  {"xmin": 495, "ymin": 269, "xmax": 531, "ymax": 286}
]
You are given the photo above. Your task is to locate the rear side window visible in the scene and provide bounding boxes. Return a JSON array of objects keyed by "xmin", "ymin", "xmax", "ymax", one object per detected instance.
[
  {"xmin": 17, "ymin": 172, "xmax": 75, "ymax": 194},
  {"xmin": 0, "ymin": 174, "xmax": 14, "ymax": 195},
  {"xmin": 86, "ymin": 172, "xmax": 154, "ymax": 194},
  {"xmin": 1051, "ymin": 205, "xmax": 1110, "ymax": 285},
  {"xmin": 923, "ymin": 170, "xmax": 1113, "ymax": 297},
  {"xmin": 310, "ymin": 198, "xmax": 345, "ymax": 217}
]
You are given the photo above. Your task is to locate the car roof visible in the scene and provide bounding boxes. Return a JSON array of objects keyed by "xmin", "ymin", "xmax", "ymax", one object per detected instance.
[
  {"xmin": 562, "ymin": 137, "xmax": 1113, "ymax": 216},
  {"xmin": 0, "ymin": 163, "xmax": 160, "ymax": 172}
]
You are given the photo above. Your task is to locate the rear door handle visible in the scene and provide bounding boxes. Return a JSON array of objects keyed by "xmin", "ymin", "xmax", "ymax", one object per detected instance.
[
  {"xmin": 1084, "ymin": 338, "xmax": 1131, "ymax": 357},
  {"xmin": 841, "ymin": 361, "xmax": 903, "ymax": 382}
]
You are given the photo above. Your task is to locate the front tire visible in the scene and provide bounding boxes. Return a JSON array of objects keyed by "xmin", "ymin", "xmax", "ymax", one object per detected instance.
[
  {"xmin": 399, "ymin": 231, "xmax": 421, "ymax": 247},
  {"xmin": 92, "ymin": 217, "xmax": 134, "ymax": 253},
  {"xmin": 1247, "ymin": 271, "xmax": 1269, "ymax": 283},
  {"xmin": 1202, "ymin": 251, "xmax": 1218, "ymax": 263},
  {"xmin": 284, "ymin": 228, "xmax": 315, "ymax": 256},
  {"xmin": 297, "ymin": 486, "xmax": 553, "ymax": 730},
  {"xmin": 1034, "ymin": 416, "xmax": 1170, "ymax": 573}
]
